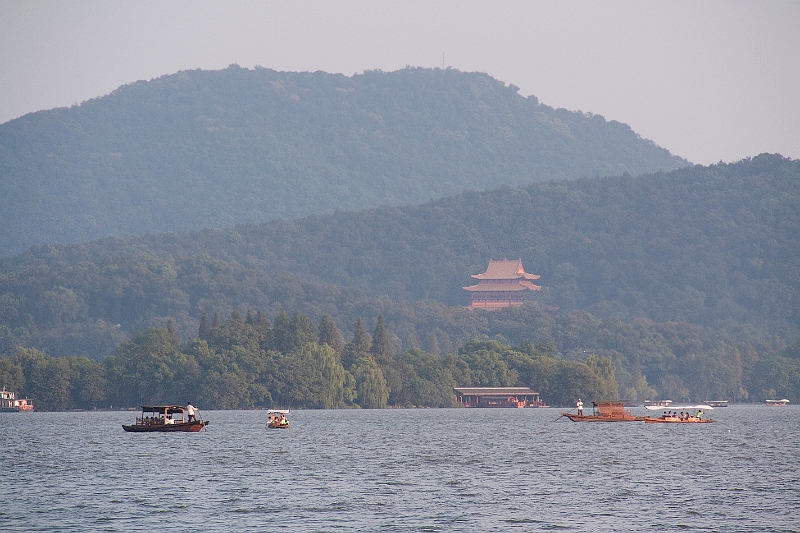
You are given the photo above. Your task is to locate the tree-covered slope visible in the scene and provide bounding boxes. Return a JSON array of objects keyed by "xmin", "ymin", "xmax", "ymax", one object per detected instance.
[
  {"xmin": 1, "ymin": 154, "xmax": 796, "ymax": 353},
  {"xmin": 0, "ymin": 66, "xmax": 686, "ymax": 257}
]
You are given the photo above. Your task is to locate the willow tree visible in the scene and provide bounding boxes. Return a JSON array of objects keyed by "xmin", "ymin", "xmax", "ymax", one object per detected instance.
[{"xmin": 352, "ymin": 357, "xmax": 388, "ymax": 408}]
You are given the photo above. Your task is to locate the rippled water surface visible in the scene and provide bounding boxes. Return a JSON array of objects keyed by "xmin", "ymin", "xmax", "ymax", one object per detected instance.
[{"xmin": 2, "ymin": 406, "xmax": 799, "ymax": 532}]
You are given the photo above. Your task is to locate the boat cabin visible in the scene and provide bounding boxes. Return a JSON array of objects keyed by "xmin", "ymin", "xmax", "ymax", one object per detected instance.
[
  {"xmin": 0, "ymin": 388, "xmax": 34, "ymax": 412},
  {"xmin": 137, "ymin": 405, "xmax": 189, "ymax": 426},
  {"xmin": 591, "ymin": 401, "xmax": 640, "ymax": 419},
  {"xmin": 454, "ymin": 387, "xmax": 545, "ymax": 408},
  {"xmin": 123, "ymin": 405, "xmax": 208, "ymax": 432}
]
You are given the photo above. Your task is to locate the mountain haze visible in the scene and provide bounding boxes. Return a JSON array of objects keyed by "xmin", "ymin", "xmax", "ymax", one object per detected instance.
[{"xmin": 0, "ymin": 66, "xmax": 686, "ymax": 257}]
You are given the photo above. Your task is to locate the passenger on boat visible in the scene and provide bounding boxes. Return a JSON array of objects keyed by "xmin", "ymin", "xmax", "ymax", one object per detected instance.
[
  {"xmin": 576, "ymin": 399, "xmax": 583, "ymax": 416},
  {"xmin": 165, "ymin": 415, "xmax": 174, "ymax": 424}
]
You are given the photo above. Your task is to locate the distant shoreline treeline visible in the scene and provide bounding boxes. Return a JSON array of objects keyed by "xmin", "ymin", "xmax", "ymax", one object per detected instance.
[
  {"xmin": 2, "ymin": 309, "xmax": 798, "ymax": 411},
  {"xmin": 0, "ymin": 310, "xmax": 617, "ymax": 411}
]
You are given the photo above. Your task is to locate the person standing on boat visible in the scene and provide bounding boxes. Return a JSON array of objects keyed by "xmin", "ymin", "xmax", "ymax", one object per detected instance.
[
  {"xmin": 576, "ymin": 399, "xmax": 583, "ymax": 416},
  {"xmin": 187, "ymin": 402, "xmax": 198, "ymax": 422}
]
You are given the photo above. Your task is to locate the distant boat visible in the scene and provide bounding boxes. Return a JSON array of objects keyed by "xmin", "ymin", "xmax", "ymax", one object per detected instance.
[
  {"xmin": 705, "ymin": 400, "xmax": 728, "ymax": 407},
  {"xmin": 0, "ymin": 388, "xmax": 33, "ymax": 412},
  {"xmin": 765, "ymin": 399, "xmax": 790, "ymax": 406},
  {"xmin": 266, "ymin": 409, "xmax": 290, "ymax": 429},
  {"xmin": 643, "ymin": 399, "xmax": 672, "ymax": 408},
  {"xmin": 122, "ymin": 405, "xmax": 208, "ymax": 432},
  {"xmin": 561, "ymin": 401, "xmax": 647, "ymax": 422},
  {"xmin": 644, "ymin": 411, "xmax": 713, "ymax": 424},
  {"xmin": 644, "ymin": 404, "xmax": 713, "ymax": 411}
]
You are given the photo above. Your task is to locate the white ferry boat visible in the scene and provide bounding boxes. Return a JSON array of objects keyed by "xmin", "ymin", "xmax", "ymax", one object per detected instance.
[
  {"xmin": 765, "ymin": 399, "xmax": 790, "ymax": 406},
  {"xmin": 1, "ymin": 388, "xmax": 34, "ymax": 412}
]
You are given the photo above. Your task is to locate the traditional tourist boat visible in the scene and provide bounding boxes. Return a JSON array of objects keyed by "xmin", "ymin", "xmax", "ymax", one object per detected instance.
[
  {"xmin": 705, "ymin": 400, "xmax": 728, "ymax": 407},
  {"xmin": 644, "ymin": 412, "xmax": 713, "ymax": 423},
  {"xmin": 765, "ymin": 399, "xmax": 790, "ymax": 406},
  {"xmin": 122, "ymin": 405, "xmax": 208, "ymax": 432},
  {"xmin": 266, "ymin": 409, "xmax": 290, "ymax": 429},
  {"xmin": 561, "ymin": 401, "xmax": 647, "ymax": 422},
  {"xmin": 0, "ymin": 387, "xmax": 33, "ymax": 412}
]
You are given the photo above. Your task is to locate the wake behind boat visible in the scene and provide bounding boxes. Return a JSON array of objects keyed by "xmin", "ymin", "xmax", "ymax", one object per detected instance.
[{"xmin": 122, "ymin": 405, "xmax": 208, "ymax": 432}]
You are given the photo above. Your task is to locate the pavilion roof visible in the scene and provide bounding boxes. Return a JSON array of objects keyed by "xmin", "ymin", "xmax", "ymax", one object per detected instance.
[
  {"xmin": 471, "ymin": 259, "xmax": 540, "ymax": 280},
  {"xmin": 454, "ymin": 387, "xmax": 539, "ymax": 396}
]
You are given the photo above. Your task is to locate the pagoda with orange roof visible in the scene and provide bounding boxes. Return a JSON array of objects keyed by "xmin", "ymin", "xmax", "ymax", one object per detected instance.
[{"xmin": 463, "ymin": 259, "xmax": 541, "ymax": 310}]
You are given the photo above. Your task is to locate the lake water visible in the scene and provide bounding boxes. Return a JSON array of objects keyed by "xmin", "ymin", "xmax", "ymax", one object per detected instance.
[{"xmin": 1, "ymin": 406, "xmax": 798, "ymax": 532}]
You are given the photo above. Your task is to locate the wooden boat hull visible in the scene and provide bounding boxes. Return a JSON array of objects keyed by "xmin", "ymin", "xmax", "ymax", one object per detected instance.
[
  {"xmin": 561, "ymin": 413, "xmax": 646, "ymax": 422},
  {"xmin": 644, "ymin": 417, "xmax": 713, "ymax": 424},
  {"xmin": 122, "ymin": 421, "xmax": 209, "ymax": 432},
  {"xmin": 267, "ymin": 422, "xmax": 290, "ymax": 429}
]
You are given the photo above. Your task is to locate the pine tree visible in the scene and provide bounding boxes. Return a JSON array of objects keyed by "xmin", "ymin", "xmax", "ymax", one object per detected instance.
[
  {"xmin": 370, "ymin": 314, "xmax": 392, "ymax": 365},
  {"xmin": 272, "ymin": 308, "xmax": 292, "ymax": 354},
  {"xmin": 318, "ymin": 314, "xmax": 344, "ymax": 355},
  {"xmin": 253, "ymin": 310, "xmax": 272, "ymax": 350},
  {"xmin": 342, "ymin": 318, "xmax": 371, "ymax": 369},
  {"xmin": 166, "ymin": 318, "xmax": 179, "ymax": 346},
  {"xmin": 198, "ymin": 311, "xmax": 211, "ymax": 339}
]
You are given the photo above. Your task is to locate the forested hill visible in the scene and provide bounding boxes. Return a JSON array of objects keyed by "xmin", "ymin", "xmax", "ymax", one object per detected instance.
[
  {"xmin": 0, "ymin": 65, "xmax": 686, "ymax": 257},
  {"xmin": 1, "ymin": 154, "xmax": 797, "ymax": 357}
]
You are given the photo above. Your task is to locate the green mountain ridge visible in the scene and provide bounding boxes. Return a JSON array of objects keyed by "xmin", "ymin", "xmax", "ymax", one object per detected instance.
[
  {"xmin": 1, "ymin": 155, "xmax": 799, "ymax": 404},
  {"xmin": 2, "ymin": 153, "xmax": 797, "ymax": 346},
  {"xmin": 0, "ymin": 65, "xmax": 687, "ymax": 257}
]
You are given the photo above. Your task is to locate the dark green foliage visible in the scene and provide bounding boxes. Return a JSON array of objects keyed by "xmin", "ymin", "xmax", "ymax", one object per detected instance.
[
  {"xmin": 0, "ymin": 66, "xmax": 687, "ymax": 257},
  {"xmin": 371, "ymin": 314, "xmax": 392, "ymax": 365},
  {"xmin": 0, "ymin": 156, "xmax": 797, "ymax": 404},
  {"xmin": 4, "ymin": 308, "xmax": 800, "ymax": 411},
  {"xmin": 342, "ymin": 318, "xmax": 371, "ymax": 369},
  {"xmin": 318, "ymin": 314, "xmax": 344, "ymax": 354}
]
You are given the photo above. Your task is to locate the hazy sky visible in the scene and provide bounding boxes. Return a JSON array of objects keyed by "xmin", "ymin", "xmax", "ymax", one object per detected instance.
[{"xmin": 2, "ymin": 1, "xmax": 798, "ymax": 165}]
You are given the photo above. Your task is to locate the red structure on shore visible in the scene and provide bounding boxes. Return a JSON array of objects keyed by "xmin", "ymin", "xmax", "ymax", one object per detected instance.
[{"xmin": 463, "ymin": 259, "xmax": 541, "ymax": 309}]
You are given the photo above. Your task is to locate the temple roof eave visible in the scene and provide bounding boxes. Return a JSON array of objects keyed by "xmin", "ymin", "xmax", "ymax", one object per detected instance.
[
  {"xmin": 471, "ymin": 272, "xmax": 540, "ymax": 280},
  {"xmin": 463, "ymin": 283, "xmax": 542, "ymax": 292}
]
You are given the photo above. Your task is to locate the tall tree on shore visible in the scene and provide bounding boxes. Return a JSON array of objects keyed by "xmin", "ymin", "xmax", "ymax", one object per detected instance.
[
  {"xmin": 371, "ymin": 314, "xmax": 392, "ymax": 365},
  {"xmin": 342, "ymin": 318, "xmax": 371, "ymax": 369},
  {"xmin": 318, "ymin": 314, "xmax": 344, "ymax": 355}
]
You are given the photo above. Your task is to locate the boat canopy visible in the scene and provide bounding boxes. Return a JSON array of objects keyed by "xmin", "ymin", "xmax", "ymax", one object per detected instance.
[
  {"xmin": 140, "ymin": 405, "xmax": 186, "ymax": 414},
  {"xmin": 644, "ymin": 404, "xmax": 713, "ymax": 411},
  {"xmin": 268, "ymin": 409, "xmax": 290, "ymax": 414}
]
